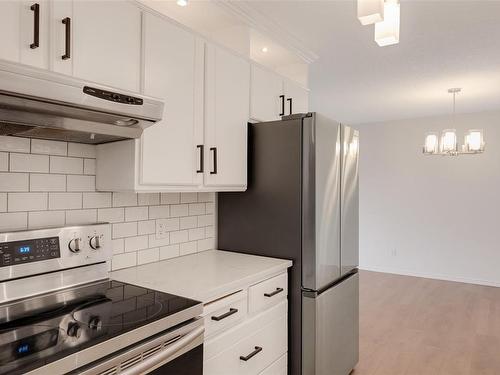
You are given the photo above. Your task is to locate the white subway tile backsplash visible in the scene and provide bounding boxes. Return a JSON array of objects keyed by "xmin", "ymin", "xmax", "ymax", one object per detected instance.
[
  {"xmin": 0, "ymin": 136, "xmax": 30, "ymax": 153},
  {"xmin": 113, "ymin": 192, "xmax": 137, "ymax": 207},
  {"xmin": 0, "ymin": 173, "xmax": 29, "ymax": 192},
  {"xmin": 125, "ymin": 235, "xmax": 149, "ymax": 252},
  {"xmin": 160, "ymin": 193, "xmax": 180, "ymax": 205},
  {"xmin": 28, "ymin": 211, "xmax": 65, "ymax": 229},
  {"xmin": 138, "ymin": 248, "xmax": 159, "ymax": 265},
  {"xmin": 0, "ymin": 136, "xmax": 216, "ymax": 271},
  {"xmin": 66, "ymin": 209, "xmax": 97, "ymax": 225},
  {"xmin": 68, "ymin": 143, "xmax": 96, "ymax": 158},
  {"xmin": 125, "ymin": 206, "xmax": 148, "ymax": 222},
  {"xmin": 0, "ymin": 193, "xmax": 6, "ymax": 212},
  {"xmin": 180, "ymin": 241, "xmax": 197, "ymax": 256},
  {"xmin": 97, "ymin": 207, "xmax": 124, "ymax": 223},
  {"xmin": 138, "ymin": 220, "xmax": 155, "ymax": 235},
  {"xmin": 138, "ymin": 193, "xmax": 160, "ymax": 206},
  {"xmin": 10, "ymin": 153, "xmax": 49, "ymax": 173},
  {"xmin": 8, "ymin": 193, "xmax": 47, "ymax": 212},
  {"xmin": 83, "ymin": 193, "xmax": 112, "ymax": 209},
  {"xmin": 160, "ymin": 244, "xmax": 180, "ymax": 260},
  {"xmin": 113, "ymin": 222, "xmax": 137, "ymax": 238},
  {"xmin": 180, "ymin": 192, "xmax": 197, "ymax": 203},
  {"xmin": 31, "ymin": 139, "xmax": 67, "ymax": 156},
  {"xmin": 0, "ymin": 212, "xmax": 27, "ymax": 231},
  {"xmin": 83, "ymin": 159, "xmax": 96, "ymax": 175},
  {"xmin": 170, "ymin": 204, "xmax": 188, "ymax": 217},
  {"xmin": 67, "ymin": 175, "xmax": 95, "ymax": 192},
  {"xmin": 0, "ymin": 152, "xmax": 8, "ymax": 171},
  {"xmin": 149, "ymin": 205, "xmax": 169, "ymax": 219},
  {"xmin": 49, "ymin": 193, "xmax": 82, "ymax": 210},
  {"xmin": 112, "ymin": 252, "xmax": 137, "ymax": 270},
  {"xmin": 30, "ymin": 174, "xmax": 66, "ymax": 192},
  {"xmin": 50, "ymin": 156, "xmax": 83, "ymax": 174}
]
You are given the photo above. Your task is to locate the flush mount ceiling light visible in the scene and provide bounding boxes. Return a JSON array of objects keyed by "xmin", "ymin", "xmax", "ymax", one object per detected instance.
[
  {"xmin": 176, "ymin": 0, "xmax": 188, "ymax": 7},
  {"xmin": 357, "ymin": 0, "xmax": 384, "ymax": 25},
  {"xmin": 423, "ymin": 88, "xmax": 485, "ymax": 156},
  {"xmin": 374, "ymin": 0, "xmax": 400, "ymax": 46}
]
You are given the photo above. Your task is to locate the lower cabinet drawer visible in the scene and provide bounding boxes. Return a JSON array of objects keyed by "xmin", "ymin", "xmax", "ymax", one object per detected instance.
[
  {"xmin": 203, "ymin": 290, "xmax": 247, "ymax": 339},
  {"xmin": 260, "ymin": 353, "xmax": 287, "ymax": 375},
  {"xmin": 248, "ymin": 272, "xmax": 288, "ymax": 314},
  {"xmin": 204, "ymin": 301, "xmax": 287, "ymax": 375}
]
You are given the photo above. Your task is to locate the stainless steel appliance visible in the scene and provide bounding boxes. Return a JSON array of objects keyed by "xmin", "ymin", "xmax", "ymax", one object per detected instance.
[
  {"xmin": 218, "ymin": 112, "xmax": 360, "ymax": 375},
  {"xmin": 0, "ymin": 224, "xmax": 204, "ymax": 375},
  {"xmin": 0, "ymin": 60, "xmax": 164, "ymax": 144}
]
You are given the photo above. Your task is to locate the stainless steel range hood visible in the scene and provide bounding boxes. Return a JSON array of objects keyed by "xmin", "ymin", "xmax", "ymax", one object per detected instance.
[{"xmin": 0, "ymin": 61, "xmax": 164, "ymax": 144}]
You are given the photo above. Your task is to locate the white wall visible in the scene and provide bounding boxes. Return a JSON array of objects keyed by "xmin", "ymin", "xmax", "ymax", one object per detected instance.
[{"xmin": 355, "ymin": 111, "xmax": 500, "ymax": 286}]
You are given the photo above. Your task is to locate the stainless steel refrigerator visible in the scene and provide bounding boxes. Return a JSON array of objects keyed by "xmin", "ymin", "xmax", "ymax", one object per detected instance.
[{"xmin": 218, "ymin": 112, "xmax": 359, "ymax": 375}]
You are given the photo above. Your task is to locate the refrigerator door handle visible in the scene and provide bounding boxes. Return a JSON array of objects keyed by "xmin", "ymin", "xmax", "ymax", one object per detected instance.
[{"xmin": 264, "ymin": 287, "xmax": 284, "ymax": 298}]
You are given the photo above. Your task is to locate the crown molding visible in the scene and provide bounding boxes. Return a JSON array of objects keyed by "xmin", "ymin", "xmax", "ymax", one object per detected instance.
[{"xmin": 214, "ymin": 1, "xmax": 319, "ymax": 64}]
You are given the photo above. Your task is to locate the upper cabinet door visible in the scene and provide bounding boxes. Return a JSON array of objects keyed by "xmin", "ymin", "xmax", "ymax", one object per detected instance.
[
  {"xmin": 140, "ymin": 13, "xmax": 203, "ymax": 187},
  {"xmin": 205, "ymin": 44, "xmax": 250, "ymax": 188},
  {"xmin": 50, "ymin": 0, "xmax": 73, "ymax": 76},
  {"xmin": 284, "ymin": 79, "xmax": 309, "ymax": 115},
  {"xmin": 0, "ymin": 1, "xmax": 21, "ymax": 63},
  {"xmin": 72, "ymin": 0, "xmax": 141, "ymax": 92},
  {"xmin": 250, "ymin": 64, "xmax": 284, "ymax": 122},
  {"xmin": 20, "ymin": 0, "xmax": 50, "ymax": 69}
]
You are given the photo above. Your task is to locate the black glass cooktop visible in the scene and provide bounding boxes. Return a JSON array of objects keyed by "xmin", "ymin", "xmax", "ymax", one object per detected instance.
[{"xmin": 0, "ymin": 280, "xmax": 200, "ymax": 375}]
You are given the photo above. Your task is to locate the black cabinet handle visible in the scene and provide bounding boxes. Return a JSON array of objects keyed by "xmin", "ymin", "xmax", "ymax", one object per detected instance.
[
  {"xmin": 196, "ymin": 145, "xmax": 204, "ymax": 173},
  {"xmin": 239, "ymin": 346, "xmax": 262, "ymax": 361},
  {"xmin": 287, "ymin": 98, "xmax": 293, "ymax": 115},
  {"xmin": 279, "ymin": 95, "xmax": 285, "ymax": 116},
  {"xmin": 62, "ymin": 17, "xmax": 71, "ymax": 60},
  {"xmin": 210, "ymin": 147, "xmax": 217, "ymax": 175},
  {"xmin": 30, "ymin": 3, "xmax": 40, "ymax": 49},
  {"xmin": 264, "ymin": 287, "xmax": 284, "ymax": 298},
  {"xmin": 211, "ymin": 308, "xmax": 238, "ymax": 321}
]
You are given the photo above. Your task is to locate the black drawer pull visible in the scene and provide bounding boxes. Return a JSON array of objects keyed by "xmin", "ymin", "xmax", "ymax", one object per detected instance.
[
  {"xmin": 286, "ymin": 97, "xmax": 293, "ymax": 115},
  {"xmin": 196, "ymin": 144, "xmax": 204, "ymax": 173},
  {"xmin": 210, "ymin": 147, "xmax": 217, "ymax": 174},
  {"xmin": 30, "ymin": 3, "xmax": 40, "ymax": 49},
  {"xmin": 264, "ymin": 287, "xmax": 284, "ymax": 298},
  {"xmin": 279, "ymin": 95, "xmax": 285, "ymax": 116},
  {"xmin": 211, "ymin": 308, "xmax": 238, "ymax": 322},
  {"xmin": 239, "ymin": 346, "xmax": 262, "ymax": 361},
  {"xmin": 62, "ymin": 17, "xmax": 71, "ymax": 60}
]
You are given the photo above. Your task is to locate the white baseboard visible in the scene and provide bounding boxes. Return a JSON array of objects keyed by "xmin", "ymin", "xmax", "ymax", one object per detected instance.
[{"xmin": 359, "ymin": 264, "xmax": 500, "ymax": 288}]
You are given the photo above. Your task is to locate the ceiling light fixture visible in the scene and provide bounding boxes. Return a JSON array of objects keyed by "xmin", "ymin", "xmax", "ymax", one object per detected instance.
[
  {"xmin": 374, "ymin": 0, "xmax": 400, "ymax": 47},
  {"xmin": 423, "ymin": 88, "xmax": 485, "ymax": 156},
  {"xmin": 176, "ymin": 0, "xmax": 188, "ymax": 7},
  {"xmin": 261, "ymin": 47, "xmax": 268, "ymax": 53},
  {"xmin": 357, "ymin": 0, "xmax": 384, "ymax": 25}
]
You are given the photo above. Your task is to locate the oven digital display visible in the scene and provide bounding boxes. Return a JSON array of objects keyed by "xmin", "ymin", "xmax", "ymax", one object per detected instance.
[
  {"xmin": 0, "ymin": 237, "xmax": 60, "ymax": 268},
  {"xmin": 0, "ymin": 329, "xmax": 59, "ymax": 363}
]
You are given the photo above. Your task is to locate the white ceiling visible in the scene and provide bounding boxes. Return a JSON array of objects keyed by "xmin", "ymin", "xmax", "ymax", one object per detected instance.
[{"xmin": 242, "ymin": 1, "xmax": 500, "ymax": 124}]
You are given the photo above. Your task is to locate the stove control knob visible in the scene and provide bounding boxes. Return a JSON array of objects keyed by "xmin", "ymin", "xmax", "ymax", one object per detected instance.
[
  {"xmin": 88, "ymin": 316, "xmax": 102, "ymax": 331},
  {"xmin": 89, "ymin": 236, "xmax": 101, "ymax": 250},
  {"xmin": 67, "ymin": 322, "xmax": 82, "ymax": 338},
  {"xmin": 68, "ymin": 238, "xmax": 81, "ymax": 253}
]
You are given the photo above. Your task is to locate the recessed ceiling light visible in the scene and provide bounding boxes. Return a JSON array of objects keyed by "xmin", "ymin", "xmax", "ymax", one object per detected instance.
[
  {"xmin": 261, "ymin": 47, "xmax": 268, "ymax": 53},
  {"xmin": 177, "ymin": 0, "xmax": 188, "ymax": 7}
]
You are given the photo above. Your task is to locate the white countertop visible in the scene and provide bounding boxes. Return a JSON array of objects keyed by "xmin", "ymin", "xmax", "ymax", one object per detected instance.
[{"xmin": 111, "ymin": 250, "xmax": 292, "ymax": 303}]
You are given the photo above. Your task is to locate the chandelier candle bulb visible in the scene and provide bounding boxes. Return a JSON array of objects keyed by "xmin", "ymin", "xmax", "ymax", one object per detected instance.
[
  {"xmin": 464, "ymin": 129, "xmax": 484, "ymax": 152},
  {"xmin": 423, "ymin": 133, "xmax": 439, "ymax": 154},
  {"xmin": 358, "ymin": 0, "xmax": 385, "ymax": 25},
  {"xmin": 440, "ymin": 129, "xmax": 458, "ymax": 154}
]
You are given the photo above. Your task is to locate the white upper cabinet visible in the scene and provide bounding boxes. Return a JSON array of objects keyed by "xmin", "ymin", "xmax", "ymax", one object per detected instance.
[
  {"xmin": 284, "ymin": 79, "xmax": 309, "ymax": 115},
  {"xmin": 50, "ymin": 0, "xmax": 73, "ymax": 76},
  {"xmin": 140, "ymin": 13, "xmax": 203, "ymax": 187},
  {"xmin": 250, "ymin": 64, "xmax": 284, "ymax": 122},
  {"xmin": 204, "ymin": 43, "xmax": 250, "ymax": 188},
  {"xmin": 72, "ymin": 0, "xmax": 141, "ymax": 92},
  {"xmin": 0, "ymin": 2, "xmax": 21, "ymax": 63}
]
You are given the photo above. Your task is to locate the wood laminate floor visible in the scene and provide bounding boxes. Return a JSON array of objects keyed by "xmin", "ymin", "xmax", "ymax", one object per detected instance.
[{"xmin": 354, "ymin": 270, "xmax": 500, "ymax": 375}]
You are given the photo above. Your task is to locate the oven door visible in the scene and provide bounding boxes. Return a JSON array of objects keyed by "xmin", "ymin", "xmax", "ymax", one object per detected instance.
[{"xmin": 75, "ymin": 319, "xmax": 204, "ymax": 375}]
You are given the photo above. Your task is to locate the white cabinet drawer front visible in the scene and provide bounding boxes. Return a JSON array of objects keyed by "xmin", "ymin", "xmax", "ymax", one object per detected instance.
[
  {"xmin": 204, "ymin": 309, "xmax": 287, "ymax": 375},
  {"xmin": 203, "ymin": 291, "xmax": 247, "ymax": 339},
  {"xmin": 248, "ymin": 272, "xmax": 287, "ymax": 314},
  {"xmin": 260, "ymin": 353, "xmax": 287, "ymax": 375}
]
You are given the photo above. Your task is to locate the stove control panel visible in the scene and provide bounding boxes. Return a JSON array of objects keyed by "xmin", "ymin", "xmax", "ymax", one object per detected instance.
[
  {"xmin": 0, "ymin": 223, "xmax": 111, "ymax": 281},
  {"xmin": 0, "ymin": 236, "xmax": 60, "ymax": 267}
]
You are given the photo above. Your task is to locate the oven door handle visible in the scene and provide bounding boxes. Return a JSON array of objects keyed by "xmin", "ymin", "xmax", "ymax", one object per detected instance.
[{"xmin": 119, "ymin": 326, "xmax": 205, "ymax": 375}]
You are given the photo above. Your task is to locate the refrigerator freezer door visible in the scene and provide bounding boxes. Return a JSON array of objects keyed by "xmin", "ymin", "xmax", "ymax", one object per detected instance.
[
  {"xmin": 340, "ymin": 126, "xmax": 359, "ymax": 276},
  {"xmin": 302, "ymin": 114, "xmax": 342, "ymax": 291},
  {"xmin": 302, "ymin": 272, "xmax": 359, "ymax": 375}
]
